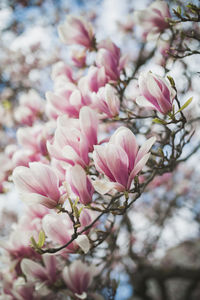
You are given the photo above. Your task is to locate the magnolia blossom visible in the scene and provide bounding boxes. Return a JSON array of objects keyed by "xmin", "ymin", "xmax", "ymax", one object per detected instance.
[
  {"xmin": 77, "ymin": 66, "xmax": 108, "ymax": 108},
  {"xmin": 14, "ymin": 106, "xmax": 37, "ymax": 126},
  {"xmin": 92, "ymin": 84, "xmax": 120, "ymax": 118},
  {"xmin": 12, "ymin": 149, "xmax": 48, "ymax": 167},
  {"xmin": 58, "ymin": 15, "xmax": 95, "ymax": 48},
  {"xmin": 42, "ymin": 214, "xmax": 77, "ymax": 253},
  {"xmin": 96, "ymin": 40, "xmax": 127, "ymax": 81},
  {"xmin": 21, "ymin": 255, "xmax": 58, "ymax": 285},
  {"xmin": 42, "ymin": 214, "xmax": 90, "ymax": 254},
  {"xmin": 46, "ymin": 82, "xmax": 86, "ymax": 118},
  {"xmin": 133, "ymin": 1, "xmax": 171, "ymax": 40},
  {"xmin": 16, "ymin": 124, "xmax": 53, "ymax": 157},
  {"xmin": 136, "ymin": 72, "xmax": 176, "ymax": 114},
  {"xmin": 12, "ymin": 162, "xmax": 61, "ymax": 208},
  {"xmin": 86, "ymin": 66, "xmax": 108, "ymax": 93},
  {"xmin": 51, "ymin": 61, "xmax": 75, "ymax": 83},
  {"xmin": 1, "ymin": 275, "xmax": 35, "ymax": 300},
  {"xmin": 47, "ymin": 106, "xmax": 98, "ymax": 167},
  {"xmin": 68, "ymin": 165, "xmax": 94, "ymax": 205},
  {"xmin": 0, "ymin": 152, "xmax": 13, "ymax": 185},
  {"xmin": 62, "ymin": 260, "xmax": 97, "ymax": 299},
  {"xmin": 2, "ymin": 226, "xmax": 38, "ymax": 260},
  {"xmin": 93, "ymin": 127, "xmax": 156, "ymax": 194},
  {"xmin": 14, "ymin": 90, "xmax": 44, "ymax": 126}
]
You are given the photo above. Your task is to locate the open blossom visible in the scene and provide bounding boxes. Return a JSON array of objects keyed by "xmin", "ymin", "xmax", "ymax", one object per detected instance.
[
  {"xmin": 58, "ymin": 15, "xmax": 95, "ymax": 48},
  {"xmin": 133, "ymin": 1, "xmax": 171, "ymax": 40},
  {"xmin": 21, "ymin": 255, "xmax": 58, "ymax": 285},
  {"xmin": 62, "ymin": 260, "xmax": 97, "ymax": 299},
  {"xmin": 12, "ymin": 162, "xmax": 61, "ymax": 208},
  {"xmin": 68, "ymin": 165, "xmax": 94, "ymax": 205},
  {"xmin": 47, "ymin": 106, "xmax": 98, "ymax": 167},
  {"xmin": 136, "ymin": 71, "xmax": 176, "ymax": 114},
  {"xmin": 93, "ymin": 127, "xmax": 156, "ymax": 194},
  {"xmin": 92, "ymin": 84, "xmax": 120, "ymax": 118}
]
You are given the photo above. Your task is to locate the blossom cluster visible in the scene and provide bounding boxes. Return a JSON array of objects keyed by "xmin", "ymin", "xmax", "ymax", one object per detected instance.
[{"xmin": 0, "ymin": 1, "xmax": 196, "ymax": 299}]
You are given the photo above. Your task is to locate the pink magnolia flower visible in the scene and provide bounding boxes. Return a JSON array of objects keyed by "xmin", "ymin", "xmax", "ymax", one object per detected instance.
[
  {"xmin": 96, "ymin": 39, "xmax": 127, "ymax": 81},
  {"xmin": 14, "ymin": 106, "xmax": 37, "ymax": 126},
  {"xmin": 51, "ymin": 61, "xmax": 75, "ymax": 83},
  {"xmin": 47, "ymin": 106, "xmax": 98, "ymax": 167},
  {"xmin": 92, "ymin": 84, "xmax": 120, "ymax": 118},
  {"xmin": 16, "ymin": 124, "xmax": 54, "ymax": 157},
  {"xmin": 42, "ymin": 214, "xmax": 77, "ymax": 253},
  {"xmin": 68, "ymin": 165, "xmax": 94, "ymax": 205},
  {"xmin": 46, "ymin": 82, "xmax": 86, "ymax": 118},
  {"xmin": 86, "ymin": 66, "xmax": 108, "ymax": 93},
  {"xmin": 42, "ymin": 214, "xmax": 90, "ymax": 254},
  {"xmin": 1, "ymin": 274, "xmax": 35, "ymax": 300},
  {"xmin": 12, "ymin": 149, "xmax": 48, "ymax": 167},
  {"xmin": 93, "ymin": 127, "xmax": 156, "ymax": 193},
  {"xmin": 133, "ymin": 1, "xmax": 171, "ymax": 40},
  {"xmin": 14, "ymin": 90, "xmax": 44, "ymax": 126},
  {"xmin": 77, "ymin": 66, "xmax": 108, "ymax": 106},
  {"xmin": 58, "ymin": 15, "xmax": 95, "ymax": 49},
  {"xmin": 12, "ymin": 162, "xmax": 61, "ymax": 208},
  {"xmin": 11, "ymin": 278, "xmax": 35, "ymax": 300},
  {"xmin": 2, "ymin": 226, "xmax": 38, "ymax": 260},
  {"xmin": 21, "ymin": 255, "xmax": 58, "ymax": 285},
  {"xmin": 136, "ymin": 71, "xmax": 176, "ymax": 114},
  {"xmin": 62, "ymin": 260, "xmax": 97, "ymax": 298},
  {"xmin": 18, "ymin": 90, "xmax": 44, "ymax": 115}
]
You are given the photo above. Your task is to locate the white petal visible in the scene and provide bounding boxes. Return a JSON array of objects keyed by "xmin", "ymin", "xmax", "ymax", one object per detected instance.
[
  {"xmin": 76, "ymin": 235, "xmax": 90, "ymax": 254},
  {"xmin": 136, "ymin": 96, "xmax": 156, "ymax": 109}
]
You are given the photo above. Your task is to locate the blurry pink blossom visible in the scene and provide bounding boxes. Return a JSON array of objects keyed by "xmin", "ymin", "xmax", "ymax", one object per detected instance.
[
  {"xmin": 42, "ymin": 214, "xmax": 90, "ymax": 254},
  {"xmin": 12, "ymin": 149, "xmax": 48, "ymax": 167},
  {"xmin": 133, "ymin": 1, "xmax": 171, "ymax": 40},
  {"xmin": 21, "ymin": 255, "xmax": 58, "ymax": 285},
  {"xmin": 62, "ymin": 260, "xmax": 97, "ymax": 298},
  {"xmin": 14, "ymin": 90, "xmax": 44, "ymax": 126},
  {"xmin": 51, "ymin": 61, "xmax": 75, "ymax": 83},
  {"xmin": 58, "ymin": 16, "xmax": 95, "ymax": 49},
  {"xmin": 42, "ymin": 214, "xmax": 76, "ymax": 252}
]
